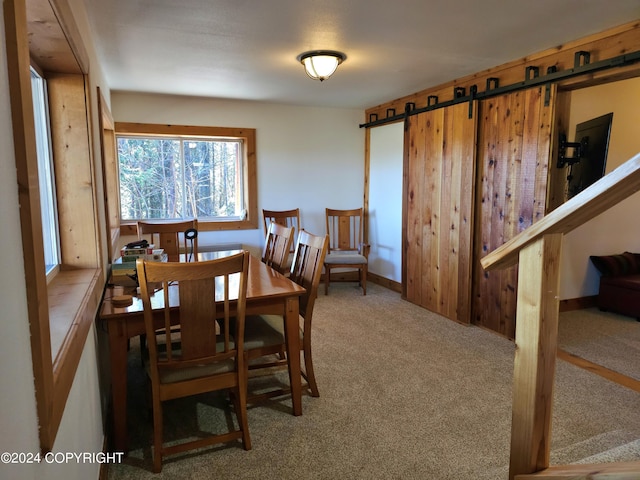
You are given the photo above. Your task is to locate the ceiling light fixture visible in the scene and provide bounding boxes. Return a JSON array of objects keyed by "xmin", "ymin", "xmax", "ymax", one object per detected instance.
[{"xmin": 297, "ymin": 50, "xmax": 346, "ymax": 82}]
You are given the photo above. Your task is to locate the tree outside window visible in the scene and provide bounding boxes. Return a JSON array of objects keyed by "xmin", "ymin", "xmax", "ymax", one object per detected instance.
[{"xmin": 118, "ymin": 136, "xmax": 245, "ymax": 221}]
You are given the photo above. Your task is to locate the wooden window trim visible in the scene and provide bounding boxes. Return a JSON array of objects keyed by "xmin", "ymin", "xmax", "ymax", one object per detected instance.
[
  {"xmin": 4, "ymin": 0, "xmax": 102, "ymax": 451},
  {"xmin": 115, "ymin": 122, "xmax": 258, "ymax": 233},
  {"xmin": 98, "ymin": 88, "xmax": 121, "ymax": 261}
]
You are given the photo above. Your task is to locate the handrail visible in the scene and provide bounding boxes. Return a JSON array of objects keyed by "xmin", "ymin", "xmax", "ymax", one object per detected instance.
[
  {"xmin": 482, "ymin": 152, "xmax": 640, "ymax": 271},
  {"xmin": 481, "ymin": 151, "xmax": 640, "ymax": 480}
]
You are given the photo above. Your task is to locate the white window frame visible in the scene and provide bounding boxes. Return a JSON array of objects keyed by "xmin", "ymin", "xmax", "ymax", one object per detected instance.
[{"xmin": 30, "ymin": 66, "xmax": 60, "ymax": 281}]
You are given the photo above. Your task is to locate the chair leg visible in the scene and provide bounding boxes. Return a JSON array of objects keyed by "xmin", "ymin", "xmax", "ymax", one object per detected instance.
[
  {"xmin": 362, "ymin": 265, "xmax": 367, "ymax": 296},
  {"xmin": 324, "ymin": 265, "xmax": 330, "ymax": 295},
  {"xmin": 303, "ymin": 344, "xmax": 320, "ymax": 397},
  {"xmin": 152, "ymin": 396, "xmax": 163, "ymax": 473},
  {"xmin": 236, "ymin": 363, "xmax": 252, "ymax": 450},
  {"xmin": 140, "ymin": 334, "xmax": 147, "ymax": 367}
]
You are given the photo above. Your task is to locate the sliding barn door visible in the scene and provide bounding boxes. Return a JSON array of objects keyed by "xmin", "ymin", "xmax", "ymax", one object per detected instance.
[
  {"xmin": 403, "ymin": 102, "xmax": 477, "ymax": 324},
  {"xmin": 472, "ymin": 86, "xmax": 555, "ymax": 338}
]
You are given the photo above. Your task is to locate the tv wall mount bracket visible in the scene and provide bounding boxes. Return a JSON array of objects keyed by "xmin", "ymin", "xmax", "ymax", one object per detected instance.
[{"xmin": 557, "ymin": 134, "xmax": 589, "ymax": 168}]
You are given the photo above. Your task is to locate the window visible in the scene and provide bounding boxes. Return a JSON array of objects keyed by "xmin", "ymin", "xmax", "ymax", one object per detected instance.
[
  {"xmin": 115, "ymin": 123, "xmax": 257, "ymax": 231},
  {"xmin": 118, "ymin": 137, "xmax": 244, "ymax": 220},
  {"xmin": 30, "ymin": 67, "xmax": 60, "ymax": 278},
  {"xmin": 6, "ymin": 0, "xmax": 102, "ymax": 452}
]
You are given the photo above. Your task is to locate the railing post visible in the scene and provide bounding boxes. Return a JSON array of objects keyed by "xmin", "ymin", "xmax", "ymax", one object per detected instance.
[{"xmin": 509, "ymin": 233, "xmax": 563, "ymax": 480}]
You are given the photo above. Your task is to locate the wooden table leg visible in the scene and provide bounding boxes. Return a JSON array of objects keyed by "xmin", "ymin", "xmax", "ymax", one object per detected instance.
[
  {"xmin": 108, "ymin": 320, "xmax": 129, "ymax": 452},
  {"xmin": 284, "ymin": 296, "xmax": 302, "ymax": 416}
]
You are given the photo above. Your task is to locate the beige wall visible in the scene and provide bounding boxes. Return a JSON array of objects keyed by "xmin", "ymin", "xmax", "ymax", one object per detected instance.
[
  {"xmin": 560, "ymin": 76, "xmax": 640, "ymax": 299},
  {"xmin": 368, "ymin": 123, "xmax": 403, "ymax": 282},
  {"xmin": 112, "ymin": 92, "xmax": 365, "ymax": 255}
]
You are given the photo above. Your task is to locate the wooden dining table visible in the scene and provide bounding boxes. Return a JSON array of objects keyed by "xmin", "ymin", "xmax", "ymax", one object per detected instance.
[{"xmin": 99, "ymin": 250, "xmax": 306, "ymax": 452}]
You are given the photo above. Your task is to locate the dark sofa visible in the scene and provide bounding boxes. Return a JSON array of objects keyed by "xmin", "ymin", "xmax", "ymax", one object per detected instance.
[{"xmin": 590, "ymin": 252, "xmax": 640, "ymax": 320}]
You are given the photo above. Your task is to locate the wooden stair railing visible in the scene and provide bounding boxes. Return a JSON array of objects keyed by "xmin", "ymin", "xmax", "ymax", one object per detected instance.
[{"xmin": 481, "ymin": 152, "xmax": 640, "ymax": 480}]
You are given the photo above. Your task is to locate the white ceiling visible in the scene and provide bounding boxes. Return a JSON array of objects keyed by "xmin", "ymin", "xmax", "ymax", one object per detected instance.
[{"xmin": 83, "ymin": 0, "xmax": 640, "ymax": 109}]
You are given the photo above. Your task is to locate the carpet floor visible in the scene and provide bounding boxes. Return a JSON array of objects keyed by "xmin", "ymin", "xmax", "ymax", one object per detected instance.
[
  {"xmin": 107, "ymin": 283, "xmax": 640, "ymax": 479},
  {"xmin": 559, "ymin": 307, "xmax": 640, "ymax": 381}
]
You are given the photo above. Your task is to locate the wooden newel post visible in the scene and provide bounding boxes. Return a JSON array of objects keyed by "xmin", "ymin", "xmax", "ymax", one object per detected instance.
[
  {"xmin": 479, "ymin": 153, "xmax": 640, "ymax": 479},
  {"xmin": 509, "ymin": 233, "xmax": 563, "ymax": 480}
]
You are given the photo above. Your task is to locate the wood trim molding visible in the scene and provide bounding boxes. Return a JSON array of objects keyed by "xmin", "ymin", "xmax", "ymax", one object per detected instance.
[
  {"xmin": 557, "ymin": 349, "xmax": 640, "ymax": 393},
  {"xmin": 4, "ymin": 0, "xmax": 54, "ymax": 450},
  {"xmin": 50, "ymin": 269, "xmax": 103, "ymax": 443},
  {"xmin": 115, "ymin": 122, "xmax": 254, "ymax": 138},
  {"xmin": 558, "ymin": 295, "xmax": 598, "ymax": 312},
  {"xmin": 514, "ymin": 461, "xmax": 640, "ymax": 479},
  {"xmin": 98, "ymin": 87, "xmax": 120, "ymax": 262},
  {"xmin": 363, "ymin": 127, "xmax": 371, "ymax": 243},
  {"xmin": 114, "ymin": 122, "xmax": 259, "ymax": 231},
  {"xmin": 5, "ymin": 0, "xmax": 101, "ymax": 452},
  {"xmin": 368, "ymin": 271, "xmax": 402, "ymax": 293},
  {"xmin": 48, "ymin": 0, "xmax": 89, "ymax": 73}
]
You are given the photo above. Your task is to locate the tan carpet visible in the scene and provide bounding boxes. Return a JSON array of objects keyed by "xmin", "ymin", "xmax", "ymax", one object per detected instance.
[
  {"xmin": 106, "ymin": 283, "xmax": 640, "ymax": 479},
  {"xmin": 559, "ymin": 307, "xmax": 640, "ymax": 381}
]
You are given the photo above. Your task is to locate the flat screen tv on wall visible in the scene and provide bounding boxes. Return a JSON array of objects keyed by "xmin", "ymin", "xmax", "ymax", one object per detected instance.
[{"xmin": 566, "ymin": 112, "xmax": 614, "ymax": 199}]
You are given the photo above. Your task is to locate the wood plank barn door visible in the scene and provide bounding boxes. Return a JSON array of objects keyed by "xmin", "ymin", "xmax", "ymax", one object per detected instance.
[
  {"xmin": 472, "ymin": 86, "xmax": 555, "ymax": 338},
  {"xmin": 403, "ymin": 101, "xmax": 477, "ymax": 324}
]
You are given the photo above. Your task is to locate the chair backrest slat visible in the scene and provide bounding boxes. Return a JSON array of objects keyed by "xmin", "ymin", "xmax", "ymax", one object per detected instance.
[
  {"xmin": 136, "ymin": 251, "xmax": 249, "ymax": 374},
  {"xmin": 326, "ymin": 208, "xmax": 363, "ymax": 253},
  {"xmin": 178, "ymin": 277, "xmax": 218, "ymax": 360},
  {"xmin": 262, "ymin": 222, "xmax": 295, "ymax": 274}
]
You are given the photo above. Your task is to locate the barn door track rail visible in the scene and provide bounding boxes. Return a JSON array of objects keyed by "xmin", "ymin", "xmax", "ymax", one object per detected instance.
[{"xmin": 360, "ymin": 49, "xmax": 640, "ymax": 128}]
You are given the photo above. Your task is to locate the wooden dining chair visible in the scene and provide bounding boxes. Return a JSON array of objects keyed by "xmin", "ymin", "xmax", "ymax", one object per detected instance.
[
  {"xmin": 262, "ymin": 209, "xmax": 299, "ymax": 273},
  {"xmin": 136, "ymin": 251, "xmax": 251, "ymax": 473},
  {"xmin": 261, "ymin": 221, "xmax": 295, "ymax": 275},
  {"xmin": 241, "ymin": 230, "xmax": 329, "ymax": 400},
  {"xmin": 324, "ymin": 208, "xmax": 370, "ymax": 295},
  {"xmin": 136, "ymin": 219, "xmax": 198, "ymax": 260},
  {"xmin": 136, "ymin": 220, "xmax": 199, "ymax": 361},
  {"xmin": 262, "ymin": 209, "xmax": 300, "ymax": 267},
  {"xmin": 262, "ymin": 208, "xmax": 300, "ymax": 236}
]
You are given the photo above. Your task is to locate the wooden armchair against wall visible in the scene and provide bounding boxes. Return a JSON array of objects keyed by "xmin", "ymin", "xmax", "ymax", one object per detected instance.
[{"xmin": 324, "ymin": 208, "xmax": 370, "ymax": 295}]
